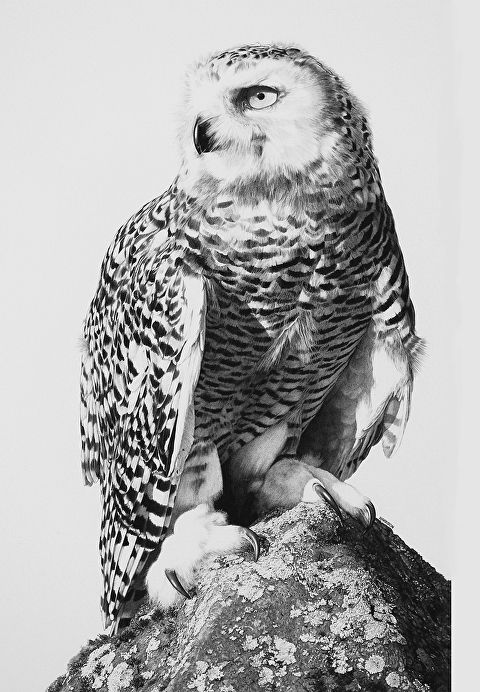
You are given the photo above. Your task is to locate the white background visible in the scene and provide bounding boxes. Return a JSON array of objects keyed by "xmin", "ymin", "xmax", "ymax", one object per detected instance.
[{"xmin": 0, "ymin": 1, "xmax": 474, "ymax": 690}]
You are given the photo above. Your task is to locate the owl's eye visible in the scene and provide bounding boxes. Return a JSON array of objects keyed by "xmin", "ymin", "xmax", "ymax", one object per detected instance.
[{"xmin": 245, "ymin": 86, "xmax": 279, "ymax": 110}]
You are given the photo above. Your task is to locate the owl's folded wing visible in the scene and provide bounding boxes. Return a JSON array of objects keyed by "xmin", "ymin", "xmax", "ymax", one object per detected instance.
[{"xmin": 80, "ymin": 194, "xmax": 206, "ymax": 630}]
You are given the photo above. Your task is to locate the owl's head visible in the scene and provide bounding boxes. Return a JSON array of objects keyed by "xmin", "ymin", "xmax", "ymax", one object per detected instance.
[{"xmin": 178, "ymin": 45, "xmax": 356, "ymax": 193}]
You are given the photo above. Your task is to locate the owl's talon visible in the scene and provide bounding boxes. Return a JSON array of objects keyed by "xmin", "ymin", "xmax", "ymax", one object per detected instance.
[
  {"xmin": 240, "ymin": 527, "xmax": 261, "ymax": 561},
  {"xmin": 362, "ymin": 500, "xmax": 377, "ymax": 532},
  {"xmin": 164, "ymin": 569, "xmax": 193, "ymax": 600},
  {"xmin": 313, "ymin": 482, "xmax": 345, "ymax": 525}
]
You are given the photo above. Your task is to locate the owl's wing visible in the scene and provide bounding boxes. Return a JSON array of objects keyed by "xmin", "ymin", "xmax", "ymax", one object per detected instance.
[
  {"xmin": 299, "ymin": 203, "xmax": 424, "ymax": 481},
  {"xmin": 300, "ymin": 324, "xmax": 423, "ymax": 482},
  {"xmin": 80, "ymin": 191, "xmax": 206, "ymax": 631},
  {"xmin": 301, "ymin": 326, "xmax": 412, "ymax": 479}
]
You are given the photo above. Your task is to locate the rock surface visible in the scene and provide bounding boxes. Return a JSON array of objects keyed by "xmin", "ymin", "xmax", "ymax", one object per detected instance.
[{"xmin": 48, "ymin": 503, "xmax": 450, "ymax": 692}]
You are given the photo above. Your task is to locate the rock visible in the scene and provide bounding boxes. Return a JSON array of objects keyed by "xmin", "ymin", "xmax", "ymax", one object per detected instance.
[{"xmin": 47, "ymin": 503, "xmax": 450, "ymax": 692}]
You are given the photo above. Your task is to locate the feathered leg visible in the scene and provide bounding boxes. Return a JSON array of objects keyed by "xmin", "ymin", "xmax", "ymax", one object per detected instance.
[{"xmin": 146, "ymin": 441, "xmax": 260, "ymax": 606}]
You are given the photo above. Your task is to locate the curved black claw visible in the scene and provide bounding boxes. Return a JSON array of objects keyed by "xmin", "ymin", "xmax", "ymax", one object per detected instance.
[
  {"xmin": 165, "ymin": 569, "xmax": 193, "ymax": 600},
  {"xmin": 313, "ymin": 482, "xmax": 344, "ymax": 525},
  {"xmin": 362, "ymin": 500, "xmax": 377, "ymax": 533},
  {"xmin": 240, "ymin": 527, "xmax": 261, "ymax": 562}
]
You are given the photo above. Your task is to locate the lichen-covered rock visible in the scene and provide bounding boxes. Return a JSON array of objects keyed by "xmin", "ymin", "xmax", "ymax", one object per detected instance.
[{"xmin": 48, "ymin": 503, "xmax": 450, "ymax": 692}]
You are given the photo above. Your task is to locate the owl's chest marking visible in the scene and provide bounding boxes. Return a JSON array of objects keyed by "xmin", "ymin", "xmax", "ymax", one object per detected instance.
[
  {"xmin": 181, "ymin": 198, "xmax": 375, "ymax": 452},
  {"xmin": 184, "ymin": 197, "xmax": 372, "ymax": 354}
]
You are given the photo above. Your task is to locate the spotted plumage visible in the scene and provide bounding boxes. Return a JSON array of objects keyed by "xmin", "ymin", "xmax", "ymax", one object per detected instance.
[{"xmin": 80, "ymin": 44, "xmax": 423, "ymax": 632}]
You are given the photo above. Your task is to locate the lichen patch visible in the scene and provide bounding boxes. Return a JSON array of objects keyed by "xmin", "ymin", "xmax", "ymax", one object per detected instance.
[
  {"xmin": 80, "ymin": 644, "xmax": 117, "ymax": 690},
  {"xmin": 187, "ymin": 660, "xmax": 227, "ymax": 692},
  {"xmin": 290, "ymin": 605, "xmax": 302, "ymax": 618},
  {"xmin": 106, "ymin": 662, "xmax": 134, "ymax": 692},
  {"xmin": 304, "ymin": 606, "xmax": 329, "ymax": 627},
  {"xmin": 331, "ymin": 645, "xmax": 352, "ymax": 674},
  {"xmin": 258, "ymin": 667, "xmax": 274, "ymax": 686},
  {"xmin": 273, "ymin": 636, "xmax": 296, "ymax": 666},
  {"xmin": 364, "ymin": 654, "xmax": 385, "ymax": 674},
  {"xmin": 146, "ymin": 637, "xmax": 161, "ymax": 655},
  {"xmin": 237, "ymin": 580, "xmax": 265, "ymax": 602},
  {"xmin": 385, "ymin": 671, "xmax": 401, "ymax": 688},
  {"xmin": 300, "ymin": 632, "xmax": 317, "ymax": 643},
  {"xmin": 243, "ymin": 635, "xmax": 259, "ymax": 651},
  {"xmin": 80, "ymin": 644, "xmax": 112, "ymax": 678},
  {"xmin": 254, "ymin": 555, "xmax": 295, "ymax": 581}
]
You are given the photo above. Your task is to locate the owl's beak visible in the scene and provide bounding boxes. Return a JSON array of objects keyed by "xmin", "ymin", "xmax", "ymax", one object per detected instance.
[{"xmin": 193, "ymin": 117, "xmax": 218, "ymax": 155}]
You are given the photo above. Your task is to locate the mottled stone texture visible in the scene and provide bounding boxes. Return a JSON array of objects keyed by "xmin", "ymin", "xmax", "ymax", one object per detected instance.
[{"xmin": 48, "ymin": 503, "xmax": 450, "ymax": 692}]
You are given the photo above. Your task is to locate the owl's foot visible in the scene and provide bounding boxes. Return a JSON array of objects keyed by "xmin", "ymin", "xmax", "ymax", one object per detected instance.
[
  {"xmin": 250, "ymin": 458, "xmax": 376, "ymax": 530},
  {"xmin": 302, "ymin": 475, "xmax": 376, "ymax": 531},
  {"xmin": 164, "ymin": 568, "xmax": 193, "ymax": 599},
  {"xmin": 165, "ymin": 525, "xmax": 259, "ymax": 599},
  {"xmin": 305, "ymin": 480, "xmax": 345, "ymax": 526},
  {"xmin": 146, "ymin": 503, "xmax": 260, "ymax": 606}
]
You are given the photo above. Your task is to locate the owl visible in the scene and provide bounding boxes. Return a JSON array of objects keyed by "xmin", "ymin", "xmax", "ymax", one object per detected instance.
[{"xmin": 80, "ymin": 44, "xmax": 424, "ymax": 632}]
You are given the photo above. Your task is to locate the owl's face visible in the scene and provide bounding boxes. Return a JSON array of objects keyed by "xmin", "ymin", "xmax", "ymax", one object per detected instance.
[{"xmin": 179, "ymin": 47, "xmax": 340, "ymax": 189}]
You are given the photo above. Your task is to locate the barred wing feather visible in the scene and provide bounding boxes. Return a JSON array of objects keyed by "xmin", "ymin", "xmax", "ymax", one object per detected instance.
[{"xmin": 80, "ymin": 194, "xmax": 206, "ymax": 630}]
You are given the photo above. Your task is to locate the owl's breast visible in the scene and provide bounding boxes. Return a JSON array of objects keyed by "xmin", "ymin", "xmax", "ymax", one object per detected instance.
[
  {"xmin": 182, "ymin": 199, "xmax": 321, "ymax": 313},
  {"xmin": 180, "ymin": 195, "xmax": 377, "ymax": 356},
  {"xmin": 188, "ymin": 198, "xmax": 376, "ymax": 451}
]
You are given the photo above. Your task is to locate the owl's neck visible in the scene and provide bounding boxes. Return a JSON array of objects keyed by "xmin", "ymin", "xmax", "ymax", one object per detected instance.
[{"xmin": 175, "ymin": 155, "xmax": 371, "ymax": 223}]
